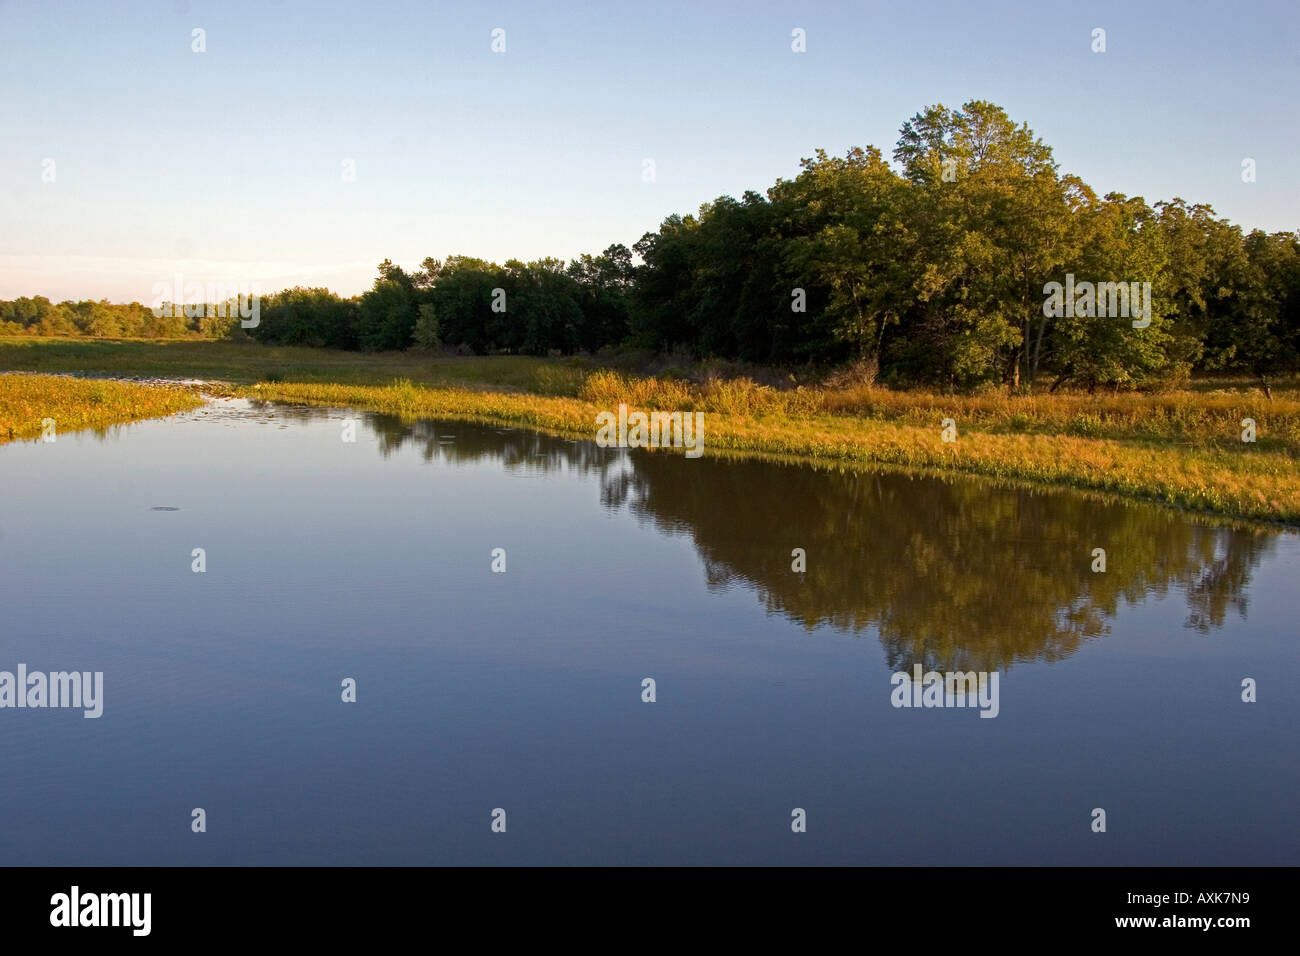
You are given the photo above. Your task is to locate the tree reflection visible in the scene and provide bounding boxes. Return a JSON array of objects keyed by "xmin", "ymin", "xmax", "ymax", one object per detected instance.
[
  {"xmin": 607, "ymin": 451, "xmax": 1275, "ymax": 671},
  {"xmin": 311, "ymin": 403, "xmax": 1276, "ymax": 673}
]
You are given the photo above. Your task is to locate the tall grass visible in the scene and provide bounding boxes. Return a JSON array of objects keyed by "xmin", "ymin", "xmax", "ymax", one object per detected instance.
[
  {"xmin": 0, "ymin": 373, "xmax": 204, "ymax": 443},
  {"xmin": 578, "ymin": 368, "xmax": 1300, "ymax": 453}
]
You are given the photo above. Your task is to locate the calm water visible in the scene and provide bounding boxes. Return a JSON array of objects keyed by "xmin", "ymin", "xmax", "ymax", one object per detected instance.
[{"xmin": 1, "ymin": 398, "xmax": 1296, "ymax": 865}]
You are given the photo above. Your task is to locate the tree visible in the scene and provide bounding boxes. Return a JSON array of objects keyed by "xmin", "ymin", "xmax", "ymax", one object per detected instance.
[
  {"xmin": 1050, "ymin": 193, "xmax": 1174, "ymax": 389},
  {"xmin": 412, "ymin": 303, "xmax": 440, "ymax": 350},
  {"xmin": 356, "ymin": 262, "xmax": 418, "ymax": 351},
  {"xmin": 893, "ymin": 101, "xmax": 1076, "ymax": 389},
  {"xmin": 777, "ymin": 147, "xmax": 910, "ymax": 368}
]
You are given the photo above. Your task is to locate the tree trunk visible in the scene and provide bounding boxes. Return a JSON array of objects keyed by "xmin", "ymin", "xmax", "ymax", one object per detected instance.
[
  {"xmin": 1031, "ymin": 314, "xmax": 1046, "ymax": 384},
  {"xmin": 1019, "ymin": 318, "xmax": 1030, "ymax": 388}
]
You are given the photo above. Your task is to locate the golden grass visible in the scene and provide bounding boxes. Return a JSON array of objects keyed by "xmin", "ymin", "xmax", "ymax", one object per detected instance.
[
  {"xmin": 244, "ymin": 379, "xmax": 1300, "ymax": 525},
  {"xmin": 3, "ymin": 338, "xmax": 1296, "ymax": 523},
  {"xmin": 578, "ymin": 369, "xmax": 1300, "ymax": 453},
  {"xmin": 0, "ymin": 373, "xmax": 204, "ymax": 443}
]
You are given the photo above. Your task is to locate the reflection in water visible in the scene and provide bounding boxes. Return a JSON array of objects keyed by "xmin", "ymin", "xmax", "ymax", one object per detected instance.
[
  {"xmin": 613, "ymin": 453, "xmax": 1274, "ymax": 673},
  {"xmin": 276, "ymin": 404, "xmax": 624, "ymax": 476},
  {"xmin": 287, "ymin": 403, "xmax": 1277, "ymax": 673}
]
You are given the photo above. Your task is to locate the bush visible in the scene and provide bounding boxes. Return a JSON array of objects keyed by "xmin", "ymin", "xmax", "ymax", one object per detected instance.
[{"xmin": 823, "ymin": 358, "xmax": 879, "ymax": 390}]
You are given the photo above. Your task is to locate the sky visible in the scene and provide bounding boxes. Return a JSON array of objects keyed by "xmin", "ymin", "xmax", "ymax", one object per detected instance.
[{"xmin": 1, "ymin": 0, "xmax": 1297, "ymax": 302}]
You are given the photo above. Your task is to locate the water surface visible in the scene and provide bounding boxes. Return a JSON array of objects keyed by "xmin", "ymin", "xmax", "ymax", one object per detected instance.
[{"xmin": 1, "ymin": 399, "xmax": 1295, "ymax": 865}]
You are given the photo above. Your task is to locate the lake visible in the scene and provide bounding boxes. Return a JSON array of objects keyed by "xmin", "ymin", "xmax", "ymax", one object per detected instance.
[{"xmin": 1, "ymin": 398, "xmax": 1296, "ymax": 865}]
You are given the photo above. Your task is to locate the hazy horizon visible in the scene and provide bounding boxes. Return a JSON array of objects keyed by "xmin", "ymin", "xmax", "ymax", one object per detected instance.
[{"xmin": 3, "ymin": 0, "xmax": 1298, "ymax": 303}]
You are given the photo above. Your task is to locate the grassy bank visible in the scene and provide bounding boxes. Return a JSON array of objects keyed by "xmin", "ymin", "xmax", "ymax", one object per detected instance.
[
  {"xmin": 243, "ymin": 378, "xmax": 1300, "ymax": 524},
  {"xmin": 0, "ymin": 372, "xmax": 204, "ymax": 443},
  {"xmin": 2, "ymin": 336, "xmax": 1298, "ymax": 523}
]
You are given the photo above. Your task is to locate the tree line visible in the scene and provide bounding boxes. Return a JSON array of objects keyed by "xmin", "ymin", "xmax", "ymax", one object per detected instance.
[
  {"xmin": 0, "ymin": 298, "xmax": 215, "ymax": 338},
  {"xmin": 8, "ymin": 100, "xmax": 1299, "ymax": 390}
]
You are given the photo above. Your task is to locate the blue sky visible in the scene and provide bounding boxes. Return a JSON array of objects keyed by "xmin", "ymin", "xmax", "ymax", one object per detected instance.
[{"xmin": 1, "ymin": 0, "xmax": 1297, "ymax": 301}]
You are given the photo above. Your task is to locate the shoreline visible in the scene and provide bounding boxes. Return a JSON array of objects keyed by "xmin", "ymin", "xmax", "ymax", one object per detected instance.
[
  {"xmin": 238, "ymin": 379, "xmax": 1300, "ymax": 528},
  {"xmin": 2, "ymin": 339, "xmax": 1298, "ymax": 525}
]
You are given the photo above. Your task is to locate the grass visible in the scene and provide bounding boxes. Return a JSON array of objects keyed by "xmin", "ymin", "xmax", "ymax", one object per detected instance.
[
  {"xmin": 0, "ymin": 336, "xmax": 590, "ymax": 394},
  {"xmin": 0, "ymin": 372, "xmax": 204, "ymax": 443},
  {"xmin": 243, "ymin": 379, "xmax": 1300, "ymax": 524},
  {"xmin": 2, "ymin": 335, "xmax": 1298, "ymax": 523}
]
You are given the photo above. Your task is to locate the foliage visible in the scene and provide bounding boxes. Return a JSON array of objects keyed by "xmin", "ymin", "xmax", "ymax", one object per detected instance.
[{"xmin": 7, "ymin": 101, "xmax": 1299, "ymax": 389}]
